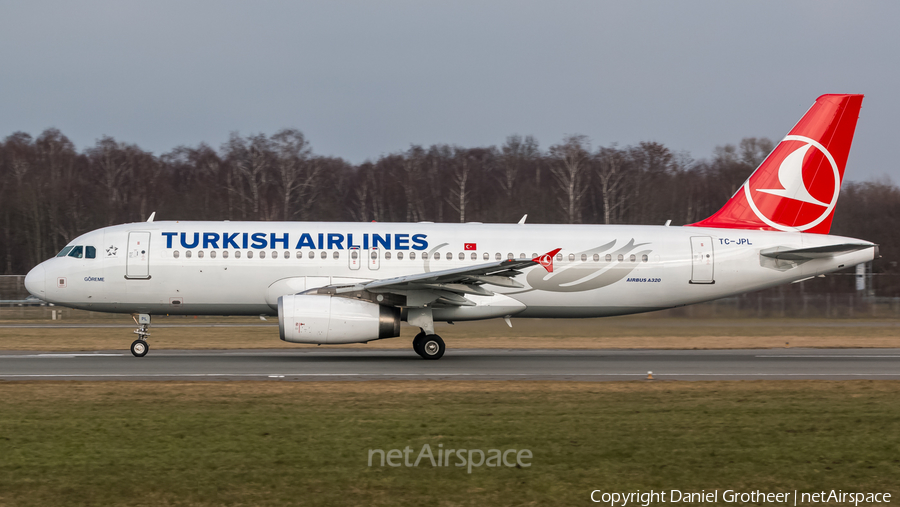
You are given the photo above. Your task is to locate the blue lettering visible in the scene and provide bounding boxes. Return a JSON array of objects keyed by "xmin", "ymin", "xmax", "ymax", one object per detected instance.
[
  {"xmin": 251, "ymin": 232, "xmax": 267, "ymax": 249},
  {"xmin": 327, "ymin": 233, "xmax": 344, "ymax": 250},
  {"xmin": 394, "ymin": 234, "xmax": 410, "ymax": 250},
  {"xmin": 222, "ymin": 232, "xmax": 239, "ymax": 249},
  {"xmin": 270, "ymin": 233, "xmax": 289, "ymax": 249},
  {"xmin": 241, "ymin": 232, "xmax": 249, "ymax": 249},
  {"xmin": 317, "ymin": 233, "xmax": 324, "ymax": 250},
  {"xmin": 412, "ymin": 234, "xmax": 428, "ymax": 251},
  {"xmin": 180, "ymin": 232, "xmax": 199, "ymax": 249},
  {"xmin": 347, "ymin": 233, "xmax": 360, "ymax": 249},
  {"xmin": 162, "ymin": 232, "xmax": 177, "ymax": 248},
  {"xmin": 295, "ymin": 233, "xmax": 315, "ymax": 249},
  {"xmin": 373, "ymin": 234, "xmax": 391, "ymax": 250},
  {"xmin": 203, "ymin": 232, "xmax": 220, "ymax": 249},
  {"xmin": 363, "ymin": 234, "xmax": 369, "ymax": 250}
]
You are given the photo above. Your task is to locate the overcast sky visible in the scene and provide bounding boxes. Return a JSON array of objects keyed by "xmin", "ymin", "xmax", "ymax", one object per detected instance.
[{"xmin": 2, "ymin": 1, "xmax": 898, "ymax": 181}]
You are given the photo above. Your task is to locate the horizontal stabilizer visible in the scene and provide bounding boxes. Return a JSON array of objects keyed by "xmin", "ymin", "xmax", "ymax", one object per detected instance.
[{"xmin": 760, "ymin": 243, "xmax": 874, "ymax": 261}]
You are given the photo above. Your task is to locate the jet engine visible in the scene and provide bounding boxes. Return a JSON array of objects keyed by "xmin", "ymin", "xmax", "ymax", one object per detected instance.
[{"xmin": 278, "ymin": 294, "xmax": 401, "ymax": 344}]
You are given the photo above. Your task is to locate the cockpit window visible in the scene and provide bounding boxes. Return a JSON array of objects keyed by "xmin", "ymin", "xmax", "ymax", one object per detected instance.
[
  {"xmin": 85, "ymin": 246, "xmax": 96, "ymax": 259},
  {"xmin": 68, "ymin": 246, "xmax": 84, "ymax": 258},
  {"xmin": 56, "ymin": 246, "xmax": 74, "ymax": 257}
]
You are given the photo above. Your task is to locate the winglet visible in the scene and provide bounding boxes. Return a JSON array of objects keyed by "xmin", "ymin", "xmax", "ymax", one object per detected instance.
[{"xmin": 533, "ymin": 248, "xmax": 561, "ymax": 273}]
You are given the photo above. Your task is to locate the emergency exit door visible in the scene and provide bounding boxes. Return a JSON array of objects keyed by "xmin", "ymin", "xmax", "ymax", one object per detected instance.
[
  {"xmin": 349, "ymin": 247, "xmax": 360, "ymax": 270},
  {"xmin": 690, "ymin": 236, "xmax": 714, "ymax": 284},
  {"xmin": 367, "ymin": 248, "xmax": 380, "ymax": 270},
  {"xmin": 126, "ymin": 231, "xmax": 151, "ymax": 279}
]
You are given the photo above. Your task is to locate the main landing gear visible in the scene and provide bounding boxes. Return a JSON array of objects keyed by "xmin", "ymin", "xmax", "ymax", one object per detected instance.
[
  {"xmin": 131, "ymin": 313, "xmax": 151, "ymax": 357},
  {"xmin": 413, "ymin": 331, "xmax": 445, "ymax": 360}
]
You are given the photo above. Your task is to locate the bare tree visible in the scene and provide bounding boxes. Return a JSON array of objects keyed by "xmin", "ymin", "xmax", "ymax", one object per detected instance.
[{"xmin": 549, "ymin": 135, "xmax": 590, "ymax": 223}]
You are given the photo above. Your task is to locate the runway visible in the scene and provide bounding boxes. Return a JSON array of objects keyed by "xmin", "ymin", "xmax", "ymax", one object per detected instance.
[{"xmin": 1, "ymin": 348, "xmax": 899, "ymax": 381}]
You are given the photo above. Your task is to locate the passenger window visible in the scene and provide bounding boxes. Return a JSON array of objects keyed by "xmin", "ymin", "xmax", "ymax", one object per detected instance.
[
  {"xmin": 385, "ymin": 252, "xmax": 392, "ymax": 260},
  {"xmin": 593, "ymin": 254, "xmax": 600, "ymax": 261},
  {"xmin": 556, "ymin": 253, "xmax": 563, "ymax": 261},
  {"xmin": 617, "ymin": 254, "xmax": 623, "ymax": 262},
  {"xmin": 507, "ymin": 253, "xmax": 514, "ymax": 260},
  {"xmin": 483, "ymin": 253, "xmax": 489, "ymax": 261},
  {"xmin": 333, "ymin": 251, "xmax": 339, "ymax": 259},
  {"xmin": 308, "ymin": 251, "xmax": 315, "ymax": 259},
  {"xmin": 235, "ymin": 251, "xmax": 241, "ymax": 259},
  {"xmin": 630, "ymin": 254, "xmax": 636, "ymax": 262},
  {"xmin": 321, "ymin": 251, "xmax": 328, "ymax": 259},
  {"xmin": 259, "ymin": 251, "xmax": 266, "ymax": 259},
  {"xmin": 68, "ymin": 246, "xmax": 84, "ymax": 258},
  {"xmin": 198, "ymin": 251, "xmax": 205, "ymax": 258},
  {"xmin": 446, "ymin": 252, "xmax": 452, "ymax": 260},
  {"xmin": 397, "ymin": 252, "xmax": 404, "ymax": 260},
  {"xmin": 432, "ymin": 253, "xmax": 438, "ymax": 261},
  {"xmin": 568, "ymin": 253, "xmax": 575, "ymax": 261},
  {"xmin": 458, "ymin": 252, "xmax": 464, "ymax": 260},
  {"xmin": 519, "ymin": 253, "xmax": 526, "ymax": 259},
  {"xmin": 223, "ymin": 251, "xmax": 229, "ymax": 259},
  {"xmin": 422, "ymin": 252, "xmax": 428, "ymax": 260},
  {"xmin": 57, "ymin": 246, "xmax": 74, "ymax": 257},
  {"xmin": 606, "ymin": 254, "xmax": 612, "ymax": 262},
  {"xmin": 174, "ymin": 250, "xmax": 180, "ymax": 259},
  {"xmin": 247, "ymin": 251, "xmax": 253, "ymax": 259},
  {"xmin": 271, "ymin": 251, "xmax": 278, "ymax": 259},
  {"xmin": 296, "ymin": 251, "xmax": 302, "ymax": 259},
  {"xmin": 409, "ymin": 252, "xmax": 416, "ymax": 260},
  {"xmin": 531, "ymin": 253, "xmax": 537, "ymax": 259},
  {"xmin": 495, "ymin": 253, "xmax": 501, "ymax": 260},
  {"xmin": 186, "ymin": 250, "xmax": 192, "ymax": 259},
  {"xmin": 351, "ymin": 251, "xmax": 359, "ymax": 260},
  {"xmin": 85, "ymin": 246, "xmax": 96, "ymax": 259},
  {"xmin": 642, "ymin": 254, "xmax": 649, "ymax": 262},
  {"xmin": 471, "ymin": 252, "xmax": 477, "ymax": 261},
  {"xmin": 284, "ymin": 251, "xmax": 289, "ymax": 259},
  {"xmin": 581, "ymin": 254, "xmax": 587, "ymax": 261},
  {"xmin": 210, "ymin": 251, "xmax": 216, "ymax": 259}
]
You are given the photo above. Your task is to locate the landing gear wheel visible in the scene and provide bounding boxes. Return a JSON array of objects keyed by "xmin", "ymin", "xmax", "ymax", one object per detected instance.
[
  {"xmin": 420, "ymin": 334, "xmax": 445, "ymax": 360},
  {"xmin": 130, "ymin": 339, "xmax": 149, "ymax": 357},
  {"xmin": 412, "ymin": 332, "xmax": 426, "ymax": 357}
]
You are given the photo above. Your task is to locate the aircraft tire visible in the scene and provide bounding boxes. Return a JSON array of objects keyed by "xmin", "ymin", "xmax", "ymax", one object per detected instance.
[
  {"xmin": 130, "ymin": 339, "xmax": 149, "ymax": 357},
  {"xmin": 412, "ymin": 332, "xmax": 426, "ymax": 357},
  {"xmin": 420, "ymin": 334, "xmax": 445, "ymax": 360}
]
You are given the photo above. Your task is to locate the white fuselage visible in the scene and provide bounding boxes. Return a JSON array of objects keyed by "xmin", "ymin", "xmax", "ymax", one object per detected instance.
[{"xmin": 24, "ymin": 221, "xmax": 875, "ymax": 321}]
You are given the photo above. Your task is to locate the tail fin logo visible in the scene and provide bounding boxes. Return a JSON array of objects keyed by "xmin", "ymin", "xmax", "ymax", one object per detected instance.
[{"xmin": 744, "ymin": 135, "xmax": 841, "ymax": 232}]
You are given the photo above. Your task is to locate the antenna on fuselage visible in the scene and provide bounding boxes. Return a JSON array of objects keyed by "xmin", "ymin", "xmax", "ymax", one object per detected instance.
[
  {"xmin": 146, "ymin": 212, "xmax": 156, "ymax": 222},
  {"xmin": 517, "ymin": 214, "xmax": 527, "ymax": 225}
]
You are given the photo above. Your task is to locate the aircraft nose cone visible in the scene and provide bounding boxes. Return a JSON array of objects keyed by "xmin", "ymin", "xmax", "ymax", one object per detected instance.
[{"xmin": 24, "ymin": 264, "xmax": 45, "ymax": 297}]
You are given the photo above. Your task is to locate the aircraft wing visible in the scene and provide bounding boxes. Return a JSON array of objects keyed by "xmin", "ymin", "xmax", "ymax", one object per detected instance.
[{"xmin": 322, "ymin": 248, "xmax": 560, "ymax": 308}]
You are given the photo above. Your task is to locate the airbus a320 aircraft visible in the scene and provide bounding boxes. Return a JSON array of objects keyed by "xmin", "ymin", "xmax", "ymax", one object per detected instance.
[{"xmin": 24, "ymin": 94, "xmax": 875, "ymax": 359}]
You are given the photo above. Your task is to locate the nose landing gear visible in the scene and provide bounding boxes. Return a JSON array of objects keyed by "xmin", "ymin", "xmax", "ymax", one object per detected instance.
[{"xmin": 131, "ymin": 314, "xmax": 151, "ymax": 357}]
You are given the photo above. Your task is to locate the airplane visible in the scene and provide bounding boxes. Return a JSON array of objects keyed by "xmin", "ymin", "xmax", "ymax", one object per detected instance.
[{"xmin": 23, "ymin": 94, "xmax": 875, "ymax": 359}]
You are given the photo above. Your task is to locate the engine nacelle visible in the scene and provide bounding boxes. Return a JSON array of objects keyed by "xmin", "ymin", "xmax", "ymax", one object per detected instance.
[{"xmin": 278, "ymin": 295, "xmax": 401, "ymax": 344}]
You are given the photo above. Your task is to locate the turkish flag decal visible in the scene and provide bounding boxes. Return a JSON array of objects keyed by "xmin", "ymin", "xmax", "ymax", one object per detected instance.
[{"xmin": 464, "ymin": 243, "xmax": 477, "ymax": 250}]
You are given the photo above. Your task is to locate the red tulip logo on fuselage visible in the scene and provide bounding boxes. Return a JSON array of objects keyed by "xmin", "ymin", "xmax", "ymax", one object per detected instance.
[{"xmin": 744, "ymin": 135, "xmax": 841, "ymax": 232}]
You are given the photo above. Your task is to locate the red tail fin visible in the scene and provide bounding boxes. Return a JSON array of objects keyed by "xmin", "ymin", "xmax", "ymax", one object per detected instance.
[{"xmin": 689, "ymin": 94, "xmax": 863, "ymax": 234}]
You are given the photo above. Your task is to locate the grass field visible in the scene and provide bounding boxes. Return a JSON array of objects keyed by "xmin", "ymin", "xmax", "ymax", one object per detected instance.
[
  {"xmin": 2, "ymin": 315, "xmax": 900, "ymax": 351},
  {"xmin": 1, "ymin": 381, "xmax": 898, "ymax": 506}
]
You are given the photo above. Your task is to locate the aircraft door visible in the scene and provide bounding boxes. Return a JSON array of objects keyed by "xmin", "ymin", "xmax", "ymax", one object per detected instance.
[
  {"xmin": 367, "ymin": 248, "xmax": 380, "ymax": 270},
  {"xmin": 349, "ymin": 247, "xmax": 360, "ymax": 270},
  {"xmin": 690, "ymin": 236, "xmax": 714, "ymax": 284},
  {"xmin": 126, "ymin": 231, "xmax": 151, "ymax": 279}
]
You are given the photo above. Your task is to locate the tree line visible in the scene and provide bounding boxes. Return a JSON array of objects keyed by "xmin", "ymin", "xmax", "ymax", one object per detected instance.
[{"xmin": 1, "ymin": 128, "xmax": 898, "ymax": 295}]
